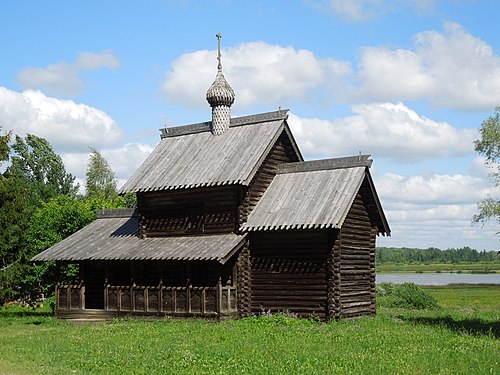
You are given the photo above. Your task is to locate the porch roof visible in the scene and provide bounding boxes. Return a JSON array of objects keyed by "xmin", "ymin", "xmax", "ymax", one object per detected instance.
[{"xmin": 31, "ymin": 213, "xmax": 246, "ymax": 264}]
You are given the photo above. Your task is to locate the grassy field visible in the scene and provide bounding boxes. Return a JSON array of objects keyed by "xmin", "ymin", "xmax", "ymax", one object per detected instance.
[
  {"xmin": 0, "ymin": 285, "xmax": 498, "ymax": 375},
  {"xmin": 377, "ymin": 262, "xmax": 500, "ymax": 273}
]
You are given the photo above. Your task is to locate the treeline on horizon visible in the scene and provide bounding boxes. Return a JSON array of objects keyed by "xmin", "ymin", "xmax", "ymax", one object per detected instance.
[{"xmin": 376, "ymin": 246, "xmax": 499, "ymax": 264}]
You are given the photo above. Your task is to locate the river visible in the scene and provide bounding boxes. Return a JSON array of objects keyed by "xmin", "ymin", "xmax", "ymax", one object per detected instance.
[{"xmin": 376, "ymin": 273, "xmax": 500, "ymax": 285}]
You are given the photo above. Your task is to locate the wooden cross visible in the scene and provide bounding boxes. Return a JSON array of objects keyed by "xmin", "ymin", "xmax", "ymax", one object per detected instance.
[{"xmin": 216, "ymin": 32, "xmax": 222, "ymax": 69}]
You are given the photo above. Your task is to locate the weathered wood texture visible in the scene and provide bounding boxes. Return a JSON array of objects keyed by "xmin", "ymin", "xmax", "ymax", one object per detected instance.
[
  {"xmin": 137, "ymin": 186, "xmax": 239, "ymax": 237},
  {"xmin": 240, "ymin": 131, "xmax": 300, "ymax": 224},
  {"xmin": 236, "ymin": 239, "xmax": 251, "ymax": 317},
  {"xmin": 78, "ymin": 260, "xmax": 237, "ymax": 315},
  {"xmin": 249, "ymin": 231, "xmax": 328, "ymax": 320},
  {"xmin": 56, "ymin": 283, "xmax": 237, "ymax": 319},
  {"xmin": 337, "ymin": 193, "xmax": 375, "ymax": 318}
]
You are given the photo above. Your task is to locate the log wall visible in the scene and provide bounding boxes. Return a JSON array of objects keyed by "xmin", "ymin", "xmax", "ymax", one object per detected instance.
[
  {"xmin": 336, "ymin": 193, "xmax": 376, "ymax": 318},
  {"xmin": 250, "ymin": 231, "xmax": 328, "ymax": 320},
  {"xmin": 137, "ymin": 186, "xmax": 239, "ymax": 237},
  {"xmin": 236, "ymin": 239, "xmax": 251, "ymax": 317}
]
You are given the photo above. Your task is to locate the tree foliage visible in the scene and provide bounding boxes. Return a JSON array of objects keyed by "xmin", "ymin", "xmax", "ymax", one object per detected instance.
[
  {"xmin": 0, "ymin": 133, "xmax": 138, "ymax": 305},
  {"xmin": 85, "ymin": 147, "xmax": 117, "ymax": 200},
  {"xmin": 8, "ymin": 134, "xmax": 79, "ymax": 202},
  {"xmin": 376, "ymin": 246, "xmax": 498, "ymax": 264},
  {"xmin": 474, "ymin": 107, "xmax": 500, "ymax": 224}
]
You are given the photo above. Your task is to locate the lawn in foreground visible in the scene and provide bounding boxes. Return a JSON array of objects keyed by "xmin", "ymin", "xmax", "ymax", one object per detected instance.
[{"xmin": 0, "ymin": 285, "xmax": 498, "ymax": 375}]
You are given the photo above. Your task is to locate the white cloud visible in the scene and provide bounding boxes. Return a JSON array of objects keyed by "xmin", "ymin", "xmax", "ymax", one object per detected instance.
[
  {"xmin": 288, "ymin": 102, "xmax": 477, "ymax": 161},
  {"xmin": 0, "ymin": 87, "xmax": 123, "ymax": 152},
  {"xmin": 18, "ymin": 50, "xmax": 119, "ymax": 96},
  {"xmin": 306, "ymin": 0, "xmax": 438, "ymax": 22},
  {"xmin": 375, "ymin": 171, "xmax": 499, "ymax": 250},
  {"xmin": 357, "ymin": 22, "xmax": 500, "ymax": 109},
  {"xmin": 162, "ymin": 23, "xmax": 500, "ymax": 111},
  {"xmin": 161, "ymin": 41, "xmax": 351, "ymax": 109},
  {"xmin": 377, "ymin": 172, "xmax": 497, "ymax": 205}
]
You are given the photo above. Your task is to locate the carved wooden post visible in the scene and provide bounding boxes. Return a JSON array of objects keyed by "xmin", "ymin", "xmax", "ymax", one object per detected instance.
[
  {"xmin": 80, "ymin": 281, "xmax": 85, "ymax": 310},
  {"xmin": 104, "ymin": 279, "xmax": 109, "ymax": 311},
  {"xmin": 55, "ymin": 282, "xmax": 60, "ymax": 311},
  {"xmin": 131, "ymin": 281, "xmax": 136, "ymax": 312},
  {"xmin": 158, "ymin": 279, "xmax": 163, "ymax": 313},
  {"xmin": 217, "ymin": 277, "xmax": 222, "ymax": 315}
]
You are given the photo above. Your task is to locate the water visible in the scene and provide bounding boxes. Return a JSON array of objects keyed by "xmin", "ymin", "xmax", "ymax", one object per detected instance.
[{"xmin": 376, "ymin": 273, "xmax": 500, "ymax": 286}]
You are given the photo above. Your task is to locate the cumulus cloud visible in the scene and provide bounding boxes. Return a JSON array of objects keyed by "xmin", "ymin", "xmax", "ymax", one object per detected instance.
[
  {"xmin": 288, "ymin": 102, "xmax": 477, "ymax": 161},
  {"xmin": 162, "ymin": 23, "xmax": 500, "ymax": 111},
  {"xmin": 377, "ymin": 172, "xmax": 497, "ymax": 205},
  {"xmin": 161, "ymin": 41, "xmax": 351, "ymax": 109},
  {"xmin": 374, "ymin": 171, "xmax": 499, "ymax": 249},
  {"xmin": 357, "ymin": 22, "xmax": 500, "ymax": 109},
  {"xmin": 18, "ymin": 50, "xmax": 119, "ymax": 96},
  {"xmin": 0, "ymin": 87, "xmax": 123, "ymax": 152}
]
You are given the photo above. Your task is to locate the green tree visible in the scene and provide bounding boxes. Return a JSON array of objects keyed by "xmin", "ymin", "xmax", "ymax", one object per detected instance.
[
  {"xmin": 8, "ymin": 134, "xmax": 79, "ymax": 202},
  {"xmin": 474, "ymin": 107, "xmax": 500, "ymax": 224},
  {"xmin": 20, "ymin": 195, "xmax": 98, "ymax": 301},
  {"xmin": 85, "ymin": 147, "xmax": 117, "ymax": 200}
]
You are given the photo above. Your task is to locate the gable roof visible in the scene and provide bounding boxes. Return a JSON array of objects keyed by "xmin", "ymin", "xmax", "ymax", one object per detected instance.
[
  {"xmin": 31, "ymin": 210, "xmax": 246, "ymax": 264},
  {"xmin": 120, "ymin": 110, "xmax": 302, "ymax": 193},
  {"xmin": 241, "ymin": 155, "xmax": 390, "ymax": 234}
]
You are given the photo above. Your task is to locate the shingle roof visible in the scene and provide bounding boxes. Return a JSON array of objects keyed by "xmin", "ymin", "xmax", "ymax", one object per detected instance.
[
  {"xmin": 31, "ymin": 211, "xmax": 246, "ymax": 264},
  {"xmin": 241, "ymin": 155, "xmax": 375, "ymax": 232},
  {"xmin": 120, "ymin": 110, "xmax": 297, "ymax": 193}
]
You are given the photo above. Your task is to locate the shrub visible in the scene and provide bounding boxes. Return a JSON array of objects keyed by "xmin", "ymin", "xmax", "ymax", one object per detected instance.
[{"xmin": 377, "ymin": 282, "xmax": 438, "ymax": 310}]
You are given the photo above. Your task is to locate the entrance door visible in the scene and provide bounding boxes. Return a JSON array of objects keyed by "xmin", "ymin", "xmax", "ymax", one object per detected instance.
[{"xmin": 85, "ymin": 262, "xmax": 105, "ymax": 309}]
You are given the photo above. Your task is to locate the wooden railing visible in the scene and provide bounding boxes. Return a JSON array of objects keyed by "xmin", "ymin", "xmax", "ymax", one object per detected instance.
[
  {"xmin": 104, "ymin": 282, "xmax": 237, "ymax": 315},
  {"xmin": 55, "ymin": 281, "xmax": 237, "ymax": 316},
  {"xmin": 56, "ymin": 282, "xmax": 85, "ymax": 310}
]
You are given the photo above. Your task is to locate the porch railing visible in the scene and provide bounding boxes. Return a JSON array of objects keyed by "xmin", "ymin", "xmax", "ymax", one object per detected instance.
[
  {"xmin": 56, "ymin": 282, "xmax": 85, "ymax": 310},
  {"xmin": 104, "ymin": 282, "xmax": 237, "ymax": 315},
  {"xmin": 55, "ymin": 281, "xmax": 237, "ymax": 316}
]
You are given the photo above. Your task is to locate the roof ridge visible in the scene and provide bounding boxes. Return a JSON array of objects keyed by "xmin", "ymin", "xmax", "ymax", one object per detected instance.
[
  {"xmin": 160, "ymin": 109, "xmax": 289, "ymax": 139},
  {"xmin": 277, "ymin": 155, "xmax": 372, "ymax": 174},
  {"xmin": 97, "ymin": 208, "xmax": 138, "ymax": 219}
]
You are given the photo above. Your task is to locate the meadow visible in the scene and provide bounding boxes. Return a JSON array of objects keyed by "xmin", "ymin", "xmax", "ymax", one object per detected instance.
[{"xmin": 0, "ymin": 284, "xmax": 498, "ymax": 375}]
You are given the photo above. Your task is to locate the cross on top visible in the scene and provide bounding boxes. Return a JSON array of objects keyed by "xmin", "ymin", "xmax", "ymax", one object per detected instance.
[{"xmin": 216, "ymin": 32, "xmax": 222, "ymax": 70}]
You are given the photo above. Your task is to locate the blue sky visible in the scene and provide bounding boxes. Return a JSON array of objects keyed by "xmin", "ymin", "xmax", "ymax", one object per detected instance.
[{"xmin": 1, "ymin": 0, "xmax": 499, "ymax": 250}]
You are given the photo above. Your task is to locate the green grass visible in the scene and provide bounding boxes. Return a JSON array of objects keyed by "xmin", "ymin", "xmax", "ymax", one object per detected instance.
[
  {"xmin": 377, "ymin": 262, "xmax": 500, "ymax": 273},
  {"xmin": 0, "ymin": 285, "xmax": 499, "ymax": 374}
]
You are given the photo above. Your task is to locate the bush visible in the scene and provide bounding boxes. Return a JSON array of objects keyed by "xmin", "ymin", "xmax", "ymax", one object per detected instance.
[{"xmin": 377, "ymin": 282, "xmax": 438, "ymax": 310}]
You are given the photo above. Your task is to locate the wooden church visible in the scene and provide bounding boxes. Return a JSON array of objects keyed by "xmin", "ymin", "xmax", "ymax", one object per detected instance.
[{"xmin": 32, "ymin": 37, "xmax": 390, "ymax": 320}]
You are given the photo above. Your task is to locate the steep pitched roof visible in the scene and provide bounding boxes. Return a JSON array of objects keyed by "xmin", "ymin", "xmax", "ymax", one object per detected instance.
[
  {"xmin": 241, "ymin": 155, "xmax": 390, "ymax": 235},
  {"xmin": 32, "ymin": 210, "xmax": 246, "ymax": 264},
  {"xmin": 120, "ymin": 110, "xmax": 301, "ymax": 193}
]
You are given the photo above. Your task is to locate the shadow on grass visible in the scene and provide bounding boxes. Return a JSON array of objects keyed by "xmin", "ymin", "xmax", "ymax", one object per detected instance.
[{"xmin": 398, "ymin": 315, "xmax": 500, "ymax": 338}]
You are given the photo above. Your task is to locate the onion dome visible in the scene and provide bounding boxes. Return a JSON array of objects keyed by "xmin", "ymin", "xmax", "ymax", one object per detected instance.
[
  {"xmin": 206, "ymin": 33, "xmax": 235, "ymax": 135},
  {"xmin": 206, "ymin": 68, "xmax": 235, "ymax": 108}
]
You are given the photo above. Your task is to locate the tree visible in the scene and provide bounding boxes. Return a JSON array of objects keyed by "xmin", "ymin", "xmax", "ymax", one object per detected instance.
[
  {"xmin": 474, "ymin": 107, "xmax": 500, "ymax": 224},
  {"xmin": 8, "ymin": 134, "xmax": 79, "ymax": 202},
  {"xmin": 85, "ymin": 147, "xmax": 117, "ymax": 200},
  {"xmin": 0, "ymin": 126, "xmax": 10, "ymax": 165}
]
